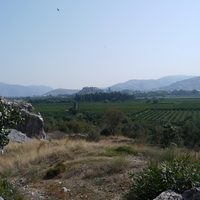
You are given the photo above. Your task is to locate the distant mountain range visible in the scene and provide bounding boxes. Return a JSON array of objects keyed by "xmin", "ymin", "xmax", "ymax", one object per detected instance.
[
  {"xmin": 0, "ymin": 82, "xmax": 53, "ymax": 97},
  {"xmin": 109, "ymin": 75, "xmax": 195, "ymax": 91},
  {"xmin": 0, "ymin": 75, "xmax": 199, "ymax": 97},
  {"xmin": 161, "ymin": 76, "xmax": 200, "ymax": 91},
  {"xmin": 44, "ymin": 88, "xmax": 79, "ymax": 96}
]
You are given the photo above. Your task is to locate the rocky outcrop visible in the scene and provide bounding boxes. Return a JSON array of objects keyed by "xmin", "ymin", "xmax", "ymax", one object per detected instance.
[
  {"xmin": 154, "ymin": 188, "xmax": 200, "ymax": 200},
  {"xmin": 1, "ymin": 98, "xmax": 34, "ymax": 112},
  {"xmin": 1, "ymin": 98, "xmax": 45, "ymax": 139},
  {"xmin": 154, "ymin": 190, "xmax": 182, "ymax": 200},
  {"xmin": 15, "ymin": 109, "xmax": 44, "ymax": 138},
  {"xmin": 8, "ymin": 129, "xmax": 33, "ymax": 143}
]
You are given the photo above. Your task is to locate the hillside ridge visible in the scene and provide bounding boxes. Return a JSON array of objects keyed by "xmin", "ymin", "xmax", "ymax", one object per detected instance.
[{"xmin": 0, "ymin": 75, "xmax": 197, "ymax": 97}]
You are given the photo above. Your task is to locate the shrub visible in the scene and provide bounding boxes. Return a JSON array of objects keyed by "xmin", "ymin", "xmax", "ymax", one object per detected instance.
[
  {"xmin": 67, "ymin": 119, "xmax": 90, "ymax": 133},
  {"xmin": 125, "ymin": 154, "xmax": 200, "ymax": 200},
  {"xmin": 106, "ymin": 146, "xmax": 135, "ymax": 157},
  {"xmin": 86, "ymin": 130, "xmax": 100, "ymax": 142},
  {"xmin": 121, "ymin": 121, "xmax": 147, "ymax": 139},
  {"xmin": 45, "ymin": 162, "xmax": 66, "ymax": 179},
  {"xmin": 0, "ymin": 178, "xmax": 23, "ymax": 199},
  {"xmin": 141, "ymin": 146, "xmax": 179, "ymax": 163},
  {"xmin": 158, "ymin": 146, "xmax": 178, "ymax": 162},
  {"xmin": 102, "ymin": 109, "xmax": 125, "ymax": 136},
  {"xmin": 108, "ymin": 156, "xmax": 127, "ymax": 174},
  {"xmin": 115, "ymin": 146, "xmax": 135, "ymax": 155},
  {"xmin": 100, "ymin": 127, "xmax": 111, "ymax": 136},
  {"xmin": 0, "ymin": 100, "xmax": 22, "ymax": 148}
]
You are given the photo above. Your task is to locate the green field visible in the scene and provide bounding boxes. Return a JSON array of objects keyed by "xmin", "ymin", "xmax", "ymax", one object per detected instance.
[
  {"xmin": 30, "ymin": 97, "xmax": 200, "ymax": 149},
  {"xmin": 77, "ymin": 99, "xmax": 200, "ymax": 123},
  {"xmin": 32, "ymin": 97, "xmax": 200, "ymax": 124},
  {"xmin": 135, "ymin": 109, "xmax": 200, "ymax": 122}
]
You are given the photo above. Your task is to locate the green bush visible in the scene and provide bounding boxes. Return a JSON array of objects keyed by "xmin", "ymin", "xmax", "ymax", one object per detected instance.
[
  {"xmin": 121, "ymin": 121, "xmax": 147, "ymax": 139},
  {"xmin": 0, "ymin": 178, "xmax": 23, "ymax": 200},
  {"xmin": 108, "ymin": 156, "xmax": 127, "ymax": 174},
  {"xmin": 125, "ymin": 154, "xmax": 200, "ymax": 200},
  {"xmin": 100, "ymin": 127, "xmax": 111, "ymax": 136},
  {"xmin": 45, "ymin": 162, "xmax": 66, "ymax": 179},
  {"xmin": 0, "ymin": 100, "xmax": 23, "ymax": 147},
  {"xmin": 115, "ymin": 146, "xmax": 135, "ymax": 155},
  {"xmin": 141, "ymin": 146, "xmax": 178, "ymax": 163},
  {"xmin": 158, "ymin": 146, "xmax": 178, "ymax": 162},
  {"xmin": 67, "ymin": 119, "xmax": 90, "ymax": 133},
  {"xmin": 86, "ymin": 130, "xmax": 100, "ymax": 142},
  {"xmin": 106, "ymin": 146, "xmax": 135, "ymax": 157}
]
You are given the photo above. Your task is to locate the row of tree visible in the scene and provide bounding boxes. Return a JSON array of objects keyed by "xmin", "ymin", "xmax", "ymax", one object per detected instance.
[
  {"xmin": 73, "ymin": 89, "xmax": 200, "ymax": 102},
  {"xmin": 74, "ymin": 92, "xmax": 134, "ymax": 102}
]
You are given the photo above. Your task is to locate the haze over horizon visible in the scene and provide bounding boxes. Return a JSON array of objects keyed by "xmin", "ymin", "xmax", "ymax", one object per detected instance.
[{"xmin": 1, "ymin": 1, "xmax": 200, "ymax": 89}]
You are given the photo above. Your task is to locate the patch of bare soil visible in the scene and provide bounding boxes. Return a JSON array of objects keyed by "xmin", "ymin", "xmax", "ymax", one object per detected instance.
[{"xmin": 16, "ymin": 157, "xmax": 144, "ymax": 200}]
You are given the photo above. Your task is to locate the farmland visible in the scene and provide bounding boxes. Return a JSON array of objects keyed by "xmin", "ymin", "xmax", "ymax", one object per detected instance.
[
  {"xmin": 31, "ymin": 97, "xmax": 200, "ymax": 124},
  {"xmin": 25, "ymin": 96, "xmax": 200, "ymax": 149},
  {"xmin": 136, "ymin": 109, "xmax": 200, "ymax": 122}
]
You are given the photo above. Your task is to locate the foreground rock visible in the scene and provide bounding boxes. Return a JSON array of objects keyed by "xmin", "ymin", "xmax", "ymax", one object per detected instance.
[
  {"xmin": 1, "ymin": 97, "xmax": 45, "ymax": 139},
  {"xmin": 15, "ymin": 108, "xmax": 45, "ymax": 138},
  {"xmin": 8, "ymin": 129, "xmax": 33, "ymax": 143},
  {"xmin": 154, "ymin": 187, "xmax": 200, "ymax": 200}
]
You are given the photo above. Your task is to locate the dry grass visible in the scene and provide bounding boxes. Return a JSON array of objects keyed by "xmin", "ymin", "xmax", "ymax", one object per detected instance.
[
  {"xmin": 0, "ymin": 139, "xmax": 103, "ymax": 175},
  {"xmin": 0, "ymin": 136, "xmax": 195, "ymax": 199}
]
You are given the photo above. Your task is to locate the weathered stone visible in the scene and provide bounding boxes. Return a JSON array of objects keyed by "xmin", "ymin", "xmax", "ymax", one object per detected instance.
[
  {"xmin": 154, "ymin": 190, "xmax": 182, "ymax": 200},
  {"xmin": 8, "ymin": 129, "xmax": 32, "ymax": 143},
  {"xmin": 182, "ymin": 187, "xmax": 200, "ymax": 200},
  {"xmin": 61, "ymin": 187, "xmax": 70, "ymax": 193},
  {"xmin": 1, "ymin": 97, "xmax": 45, "ymax": 139},
  {"xmin": 1, "ymin": 98, "xmax": 33, "ymax": 112},
  {"xmin": 154, "ymin": 188, "xmax": 200, "ymax": 200},
  {"xmin": 15, "ymin": 109, "xmax": 45, "ymax": 138}
]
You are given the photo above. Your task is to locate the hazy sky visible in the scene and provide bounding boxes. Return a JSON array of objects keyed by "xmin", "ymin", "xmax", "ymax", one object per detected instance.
[{"xmin": 1, "ymin": 1, "xmax": 200, "ymax": 89}]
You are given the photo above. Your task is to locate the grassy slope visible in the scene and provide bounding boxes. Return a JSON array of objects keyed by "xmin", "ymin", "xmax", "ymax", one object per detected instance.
[
  {"xmin": 0, "ymin": 137, "xmax": 194, "ymax": 200},
  {"xmin": 0, "ymin": 137, "xmax": 147, "ymax": 200}
]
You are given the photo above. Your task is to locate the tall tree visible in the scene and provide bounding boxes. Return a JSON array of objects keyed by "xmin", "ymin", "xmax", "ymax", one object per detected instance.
[{"xmin": 103, "ymin": 109, "xmax": 124, "ymax": 136}]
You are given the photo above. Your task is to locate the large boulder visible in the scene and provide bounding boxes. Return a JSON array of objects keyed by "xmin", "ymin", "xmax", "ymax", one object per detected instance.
[
  {"xmin": 154, "ymin": 187, "xmax": 200, "ymax": 200},
  {"xmin": 153, "ymin": 190, "xmax": 182, "ymax": 200},
  {"xmin": 15, "ymin": 109, "xmax": 44, "ymax": 138},
  {"xmin": 1, "ymin": 97, "xmax": 45, "ymax": 139},
  {"xmin": 8, "ymin": 129, "xmax": 33, "ymax": 143},
  {"xmin": 1, "ymin": 98, "xmax": 34, "ymax": 112},
  {"xmin": 182, "ymin": 188, "xmax": 200, "ymax": 200}
]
